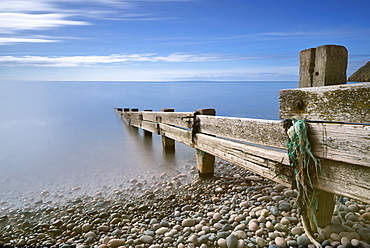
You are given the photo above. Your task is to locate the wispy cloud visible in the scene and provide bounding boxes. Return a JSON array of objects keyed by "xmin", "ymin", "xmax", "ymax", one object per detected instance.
[
  {"xmin": 0, "ymin": 0, "xmax": 184, "ymax": 44},
  {"xmin": 0, "ymin": 37, "xmax": 59, "ymax": 45},
  {"xmin": 0, "ymin": 13, "xmax": 89, "ymax": 34},
  {"xmin": 0, "ymin": 53, "xmax": 238, "ymax": 66}
]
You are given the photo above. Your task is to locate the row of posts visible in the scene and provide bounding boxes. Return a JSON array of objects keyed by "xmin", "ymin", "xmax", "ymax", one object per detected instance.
[{"xmin": 121, "ymin": 107, "xmax": 217, "ymax": 179}]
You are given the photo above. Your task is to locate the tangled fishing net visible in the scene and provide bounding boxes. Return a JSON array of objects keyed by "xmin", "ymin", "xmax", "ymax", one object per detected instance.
[{"xmin": 286, "ymin": 118, "xmax": 323, "ymax": 247}]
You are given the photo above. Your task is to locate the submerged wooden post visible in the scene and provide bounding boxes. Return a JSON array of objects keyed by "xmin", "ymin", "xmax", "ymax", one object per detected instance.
[
  {"xmin": 195, "ymin": 108, "xmax": 216, "ymax": 179},
  {"xmin": 161, "ymin": 108, "xmax": 175, "ymax": 153},
  {"xmin": 298, "ymin": 45, "xmax": 347, "ymax": 232}
]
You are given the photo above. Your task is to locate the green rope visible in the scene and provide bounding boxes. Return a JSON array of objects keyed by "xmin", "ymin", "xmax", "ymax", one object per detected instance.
[{"xmin": 287, "ymin": 118, "xmax": 322, "ymax": 231}]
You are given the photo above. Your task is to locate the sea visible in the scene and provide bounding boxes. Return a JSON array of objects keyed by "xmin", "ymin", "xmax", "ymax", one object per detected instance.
[{"xmin": 0, "ymin": 81, "xmax": 297, "ymax": 207}]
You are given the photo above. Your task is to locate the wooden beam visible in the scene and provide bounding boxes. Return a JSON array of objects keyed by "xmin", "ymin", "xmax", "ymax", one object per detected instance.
[
  {"xmin": 279, "ymin": 82, "xmax": 370, "ymax": 123},
  {"xmin": 142, "ymin": 121, "xmax": 159, "ymax": 135},
  {"xmin": 309, "ymin": 122, "xmax": 370, "ymax": 166},
  {"xmin": 142, "ymin": 111, "xmax": 195, "ymax": 129},
  {"xmin": 315, "ymin": 159, "xmax": 370, "ymax": 204},
  {"xmin": 197, "ymin": 116, "xmax": 288, "ymax": 149},
  {"xmin": 194, "ymin": 133, "xmax": 291, "ymax": 187}
]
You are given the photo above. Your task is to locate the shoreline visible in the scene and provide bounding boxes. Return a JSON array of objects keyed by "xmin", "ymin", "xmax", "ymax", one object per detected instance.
[{"xmin": 1, "ymin": 162, "xmax": 370, "ymax": 248}]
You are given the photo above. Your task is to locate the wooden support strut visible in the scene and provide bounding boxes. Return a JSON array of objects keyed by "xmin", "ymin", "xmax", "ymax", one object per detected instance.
[
  {"xmin": 143, "ymin": 110, "xmax": 153, "ymax": 138},
  {"xmin": 297, "ymin": 45, "xmax": 347, "ymax": 234},
  {"xmin": 194, "ymin": 109, "xmax": 216, "ymax": 179},
  {"xmin": 160, "ymin": 108, "xmax": 175, "ymax": 153}
]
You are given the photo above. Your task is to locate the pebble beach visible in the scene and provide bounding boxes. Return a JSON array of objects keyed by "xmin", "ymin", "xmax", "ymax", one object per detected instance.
[{"xmin": 1, "ymin": 161, "xmax": 370, "ymax": 248}]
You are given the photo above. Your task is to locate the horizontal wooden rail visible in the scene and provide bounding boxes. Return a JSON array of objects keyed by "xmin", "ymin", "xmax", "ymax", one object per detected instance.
[
  {"xmin": 280, "ymin": 82, "xmax": 370, "ymax": 123},
  {"xmin": 116, "ymin": 108, "xmax": 370, "ymax": 204}
]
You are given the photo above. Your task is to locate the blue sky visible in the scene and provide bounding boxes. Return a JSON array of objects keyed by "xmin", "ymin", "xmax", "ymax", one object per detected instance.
[{"xmin": 0, "ymin": 0, "xmax": 369, "ymax": 81}]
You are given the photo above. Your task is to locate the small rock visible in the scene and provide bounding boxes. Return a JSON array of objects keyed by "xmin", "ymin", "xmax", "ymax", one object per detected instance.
[
  {"xmin": 81, "ymin": 223, "xmax": 92, "ymax": 232},
  {"xmin": 351, "ymin": 239, "xmax": 360, "ymax": 247},
  {"xmin": 182, "ymin": 219, "xmax": 196, "ymax": 227},
  {"xmin": 273, "ymin": 185, "xmax": 285, "ymax": 192},
  {"xmin": 297, "ymin": 236, "xmax": 311, "ymax": 246},
  {"xmin": 248, "ymin": 221, "xmax": 259, "ymax": 232},
  {"xmin": 278, "ymin": 201, "xmax": 291, "ymax": 211},
  {"xmin": 218, "ymin": 238, "xmax": 227, "ymax": 248},
  {"xmin": 140, "ymin": 235, "xmax": 154, "ymax": 244},
  {"xmin": 256, "ymin": 237, "xmax": 267, "ymax": 247},
  {"xmin": 275, "ymin": 237, "xmax": 287, "ymax": 248},
  {"xmin": 155, "ymin": 227, "xmax": 168, "ymax": 234},
  {"xmin": 291, "ymin": 226, "xmax": 304, "ymax": 235},
  {"xmin": 107, "ymin": 239, "xmax": 125, "ymax": 247},
  {"xmin": 274, "ymin": 223, "xmax": 288, "ymax": 232},
  {"xmin": 226, "ymin": 234, "xmax": 238, "ymax": 248}
]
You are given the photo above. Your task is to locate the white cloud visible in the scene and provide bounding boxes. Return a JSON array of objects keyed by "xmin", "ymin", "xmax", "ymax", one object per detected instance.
[
  {"xmin": 0, "ymin": 37, "xmax": 58, "ymax": 45},
  {"xmin": 0, "ymin": 13, "xmax": 89, "ymax": 34},
  {"xmin": 0, "ymin": 53, "xmax": 236, "ymax": 66}
]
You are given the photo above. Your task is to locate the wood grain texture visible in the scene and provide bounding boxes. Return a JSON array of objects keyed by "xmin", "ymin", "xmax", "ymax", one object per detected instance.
[
  {"xmin": 315, "ymin": 159, "xmax": 370, "ymax": 204},
  {"xmin": 143, "ymin": 112, "xmax": 194, "ymax": 129},
  {"xmin": 141, "ymin": 121, "xmax": 159, "ymax": 135},
  {"xmin": 197, "ymin": 116, "xmax": 288, "ymax": 149},
  {"xmin": 279, "ymin": 82, "xmax": 370, "ymax": 123},
  {"xmin": 309, "ymin": 123, "xmax": 370, "ymax": 166}
]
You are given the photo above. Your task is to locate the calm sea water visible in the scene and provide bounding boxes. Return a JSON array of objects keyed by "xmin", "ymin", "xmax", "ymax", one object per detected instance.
[{"xmin": 0, "ymin": 81, "xmax": 296, "ymax": 205}]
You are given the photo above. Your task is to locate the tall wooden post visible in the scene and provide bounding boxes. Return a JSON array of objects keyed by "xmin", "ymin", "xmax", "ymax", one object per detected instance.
[
  {"xmin": 299, "ymin": 45, "xmax": 347, "ymax": 88},
  {"xmin": 195, "ymin": 108, "xmax": 216, "ymax": 179},
  {"xmin": 298, "ymin": 45, "xmax": 347, "ymax": 232},
  {"xmin": 160, "ymin": 108, "xmax": 175, "ymax": 153}
]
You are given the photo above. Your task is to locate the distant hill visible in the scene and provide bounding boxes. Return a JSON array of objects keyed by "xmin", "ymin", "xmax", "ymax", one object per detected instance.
[{"xmin": 348, "ymin": 61, "xmax": 370, "ymax": 82}]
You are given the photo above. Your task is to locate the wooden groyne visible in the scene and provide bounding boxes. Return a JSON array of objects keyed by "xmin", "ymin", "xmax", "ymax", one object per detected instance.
[{"xmin": 115, "ymin": 45, "xmax": 370, "ymax": 240}]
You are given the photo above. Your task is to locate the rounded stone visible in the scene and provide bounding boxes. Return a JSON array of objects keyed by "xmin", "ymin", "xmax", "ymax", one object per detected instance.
[
  {"xmin": 140, "ymin": 235, "xmax": 154, "ymax": 244},
  {"xmin": 226, "ymin": 233, "xmax": 238, "ymax": 248},
  {"xmin": 155, "ymin": 227, "xmax": 169, "ymax": 234},
  {"xmin": 297, "ymin": 236, "xmax": 311, "ymax": 246},
  {"xmin": 182, "ymin": 218, "xmax": 196, "ymax": 227},
  {"xmin": 107, "ymin": 239, "xmax": 125, "ymax": 247},
  {"xmin": 275, "ymin": 237, "xmax": 287, "ymax": 248},
  {"xmin": 248, "ymin": 221, "xmax": 259, "ymax": 232},
  {"xmin": 81, "ymin": 223, "xmax": 92, "ymax": 232},
  {"xmin": 217, "ymin": 238, "xmax": 227, "ymax": 248},
  {"xmin": 330, "ymin": 233, "xmax": 341, "ymax": 241},
  {"xmin": 274, "ymin": 223, "xmax": 288, "ymax": 232},
  {"xmin": 256, "ymin": 237, "xmax": 267, "ymax": 247},
  {"xmin": 291, "ymin": 226, "xmax": 304, "ymax": 235}
]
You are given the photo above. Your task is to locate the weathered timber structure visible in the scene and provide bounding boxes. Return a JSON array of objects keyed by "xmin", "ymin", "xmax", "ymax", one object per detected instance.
[{"xmin": 116, "ymin": 45, "xmax": 370, "ymax": 243}]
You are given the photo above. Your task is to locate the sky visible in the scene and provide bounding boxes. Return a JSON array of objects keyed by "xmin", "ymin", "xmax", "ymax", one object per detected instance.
[{"xmin": 0, "ymin": 0, "xmax": 369, "ymax": 81}]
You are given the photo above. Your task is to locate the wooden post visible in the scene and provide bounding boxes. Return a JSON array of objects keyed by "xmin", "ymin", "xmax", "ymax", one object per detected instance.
[
  {"xmin": 299, "ymin": 45, "xmax": 348, "ymax": 88},
  {"xmin": 195, "ymin": 108, "xmax": 216, "ymax": 179},
  {"xmin": 298, "ymin": 45, "xmax": 347, "ymax": 231},
  {"xmin": 130, "ymin": 108, "xmax": 139, "ymax": 131},
  {"xmin": 161, "ymin": 108, "xmax": 175, "ymax": 153},
  {"xmin": 143, "ymin": 110, "xmax": 153, "ymax": 138}
]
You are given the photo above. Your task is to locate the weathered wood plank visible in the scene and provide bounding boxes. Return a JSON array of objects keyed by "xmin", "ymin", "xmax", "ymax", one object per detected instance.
[
  {"xmin": 142, "ymin": 112, "xmax": 195, "ymax": 129},
  {"xmin": 158, "ymin": 123, "xmax": 193, "ymax": 147},
  {"xmin": 309, "ymin": 123, "xmax": 370, "ymax": 167},
  {"xmin": 315, "ymin": 159, "xmax": 370, "ymax": 204},
  {"xmin": 194, "ymin": 133, "xmax": 291, "ymax": 187},
  {"xmin": 130, "ymin": 119, "xmax": 142, "ymax": 128},
  {"xmin": 197, "ymin": 116, "xmax": 288, "ymax": 149},
  {"xmin": 141, "ymin": 121, "xmax": 159, "ymax": 135},
  {"xmin": 279, "ymin": 82, "xmax": 370, "ymax": 123}
]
